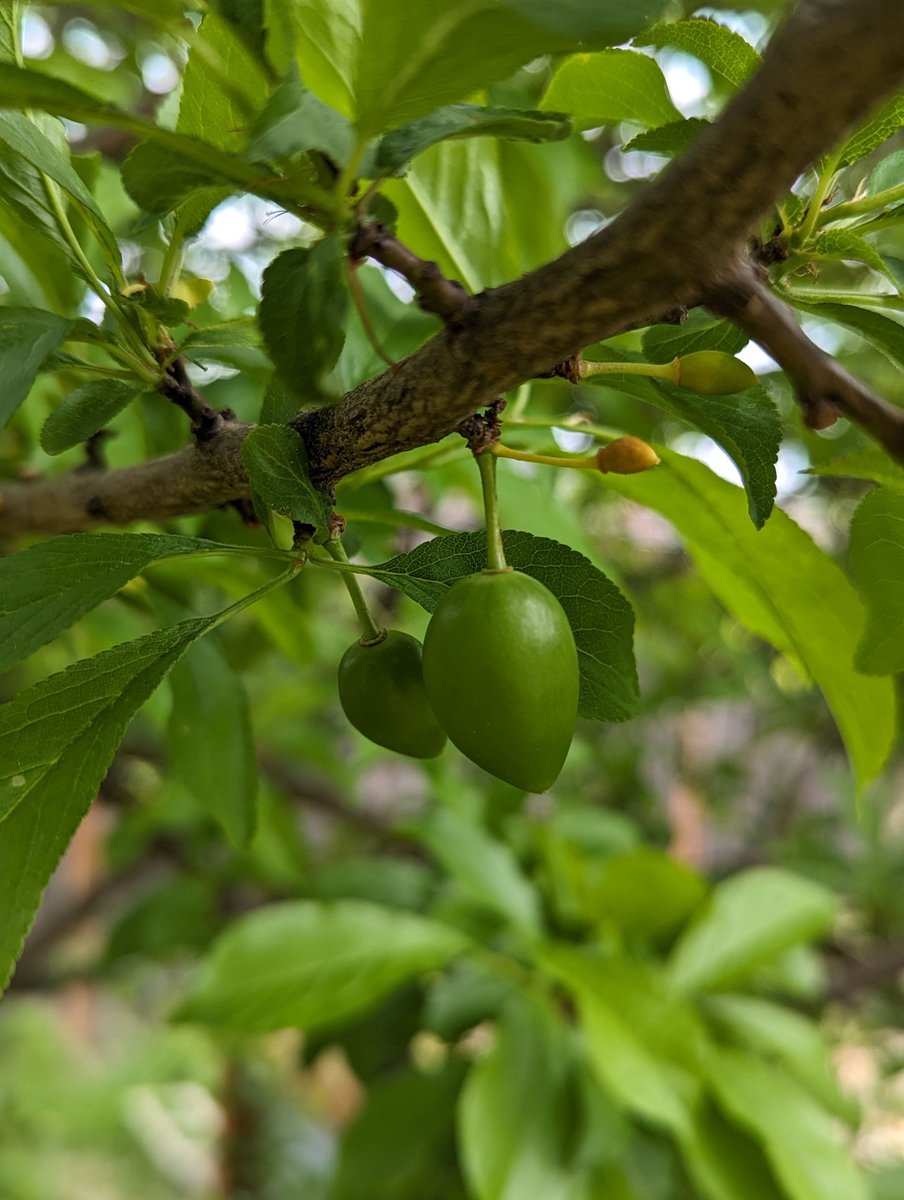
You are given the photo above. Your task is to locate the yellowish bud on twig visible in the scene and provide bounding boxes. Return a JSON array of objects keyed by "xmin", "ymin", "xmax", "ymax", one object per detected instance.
[{"xmin": 596, "ymin": 437, "xmax": 661, "ymax": 474}]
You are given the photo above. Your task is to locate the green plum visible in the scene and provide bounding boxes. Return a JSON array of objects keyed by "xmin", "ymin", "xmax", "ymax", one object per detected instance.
[
  {"xmin": 422, "ymin": 570, "xmax": 579, "ymax": 792},
  {"xmin": 338, "ymin": 630, "xmax": 447, "ymax": 758}
]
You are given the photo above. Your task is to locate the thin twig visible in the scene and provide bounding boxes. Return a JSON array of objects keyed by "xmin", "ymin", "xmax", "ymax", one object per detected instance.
[
  {"xmin": 349, "ymin": 222, "xmax": 477, "ymax": 325},
  {"xmin": 158, "ymin": 355, "xmax": 227, "ymax": 441},
  {"xmin": 344, "ymin": 256, "xmax": 399, "ymax": 368},
  {"xmin": 710, "ymin": 272, "xmax": 904, "ymax": 463}
]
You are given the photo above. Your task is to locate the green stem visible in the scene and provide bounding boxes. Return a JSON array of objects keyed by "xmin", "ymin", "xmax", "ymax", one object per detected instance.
[
  {"xmin": 95, "ymin": 341, "xmax": 162, "ymax": 387},
  {"xmin": 816, "ymin": 179, "xmax": 904, "ymax": 228},
  {"xmin": 342, "ymin": 441, "xmax": 467, "ymax": 488},
  {"xmin": 171, "ymin": 544, "xmax": 299, "ymax": 565},
  {"xmin": 42, "ymin": 177, "xmax": 160, "ymax": 375},
  {"xmin": 491, "ymin": 443, "xmax": 595, "ymax": 470},
  {"xmin": 157, "ymin": 207, "xmax": 194, "ymax": 297},
  {"xmin": 475, "ymin": 449, "xmax": 507, "ymax": 571},
  {"xmin": 334, "ymin": 135, "xmax": 369, "ymax": 219},
  {"xmin": 580, "ymin": 358, "xmax": 678, "ymax": 383},
  {"xmin": 779, "ymin": 286, "xmax": 904, "ymax": 310},
  {"xmin": 845, "ymin": 210, "xmax": 904, "ymax": 235},
  {"xmin": 506, "ymin": 414, "xmax": 621, "ymax": 441},
  {"xmin": 324, "ymin": 539, "xmax": 384, "ymax": 642},
  {"xmin": 42, "ymin": 175, "xmax": 113, "ymax": 308},
  {"xmin": 796, "ymin": 150, "xmax": 842, "ymax": 244},
  {"xmin": 206, "ymin": 560, "xmax": 305, "ymax": 632}
]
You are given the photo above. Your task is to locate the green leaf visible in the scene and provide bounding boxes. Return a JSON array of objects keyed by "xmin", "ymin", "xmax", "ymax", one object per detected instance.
[
  {"xmin": 258, "ymin": 237, "xmax": 348, "ymax": 390},
  {"xmin": 868, "ymin": 148, "xmax": 904, "ymax": 195},
  {"xmin": 366, "ymin": 104, "xmax": 570, "ymax": 179},
  {"xmin": 808, "ymin": 230, "xmax": 899, "ymax": 287},
  {"xmin": 667, "ymin": 867, "xmax": 836, "ymax": 995},
  {"xmin": 681, "ymin": 1103, "xmax": 786, "ymax": 1200},
  {"xmin": 405, "ymin": 808, "xmax": 542, "ymax": 937},
  {"xmin": 167, "ymin": 634, "xmax": 258, "ymax": 847},
  {"xmin": 246, "ymin": 69, "xmax": 355, "ymax": 165},
  {"xmin": 381, "ymin": 136, "xmax": 518, "ymax": 291},
  {"xmin": 840, "ymin": 92, "xmax": 904, "ymax": 167},
  {"xmin": 287, "ymin": 0, "xmax": 359, "ymax": 118},
  {"xmin": 259, "ymin": 377, "xmax": 300, "ymax": 424},
  {"xmin": 0, "ymin": 306, "xmax": 73, "ymax": 428},
  {"xmin": 539, "ymin": 947, "xmax": 695, "ymax": 1136},
  {"xmin": 176, "ymin": 11, "xmax": 269, "ymax": 150},
  {"xmin": 703, "ymin": 994, "xmax": 854, "ymax": 1119},
  {"xmin": 334, "ymin": 1061, "xmax": 464, "ymax": 1200},
  {"xmin": 601, "ymin": 451, "xmax": 896, "ymax": 784},
  {"xmin": 369, "ymin": 529, "xmax": 639, "ymax": 722},
  {"xmin": 39, "ymin": 380, "xmax": 138, "ymax": 455},
  {"xmin": 803, "ymin": 447, "xmax": 904, "ymax": 491},
  {"xmin": 0, "ymin": 63, "xmax": 331, "ymax": 215},
  {"xmin": 704, "ymin": 1047, "xmax": 868, "ymax": 1200},
  {"xmin": 623, "ymin": 117, "xmax": 710, "ymax": 156},
  {"xmin": 585, "ymin": 347, "xmax": 779, "ymax": 528},
  {"xmin": 240, "ymin": 424, "xmax": 333, "ymax": 533},
  {"xmin": 640, "ymin": 18, "xmax": 761, "ymax": 89},
  {"xmin": 0, "ymin": 614, "xmax": 226, "ymax": 991},
  {"xmin": 541, "ymin": 49, "xmax": 681, "ymax": 130},
  {"xmin": 175, "ymin": 899, "xmax": 470, "ymax": 1032},
  {"xmin": 588, "ymin": 847, "xmax": 707, "ymax": 942},
  {"xmin": 458, "ymin": 993, "xmax": 578, "ymax": 1200},
  {"xmin": 658, "ymin": 383, "xmax": 780, "ymax": 528},
  {"xmin": 0, "ymin": 133, "xmax": 78, "ymax": 268},
  {"xmin": 178, "ymin": 317, "xmax": 269, "ymax": 374},
  {"xmin": 0, "ymin": 3, "xmax": 22, "ymax": 63},
  {"xmin": 0, "ymin": 111, "xmax": 120, "ymax": 274},
  {"xmin": 787, "ymin": 300, "xmax": 904, "ymax": 371},
  {"xmin": 0, "ymin": 532, "xmax": 240, "ymax": 674},
  {"xmin": 500, "ymin": 0, "xmax": 670, "ymax": 40},
  {"xmin": 121, "ymin": 142, "xmax": 224, "ymax": 214},
  {"xmin": 424, "ymin": 960, "xmax": 519, "ymax": 1041},
  {"xmin": 642, "ymin": 309, "xmax": 749, "ymax": 361},
  {"xmin": 211, "ymin": 0, "xmax": 266, "ymax": 58},
  {"xmin": 353, "ymin": 0, "xmax": 672, "ymax": 136},
  {"xmin": 849, "ymin": 488, "xmax": 904, "ymax": 674}
]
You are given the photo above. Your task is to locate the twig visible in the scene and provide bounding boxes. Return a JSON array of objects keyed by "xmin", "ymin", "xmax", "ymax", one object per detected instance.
[
  {"xmin": 158, "ymin": 355, "xmax": 227, "ymax": 441},
  {"xmin": 710, "ymin": 272, "xmax": 904, "ymax": 463},
  {"xmin": 349, "ymin": 221, "xmax": 477, "ymax": 325},
  {"xmin": 344, "ymin": 255, "xmax": 399, "ymax": 368}
]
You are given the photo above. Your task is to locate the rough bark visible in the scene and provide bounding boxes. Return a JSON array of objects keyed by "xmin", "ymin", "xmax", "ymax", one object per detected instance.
[{"xmin": 2, "ymin": 0, "xmax": 904, "ymax": 537}]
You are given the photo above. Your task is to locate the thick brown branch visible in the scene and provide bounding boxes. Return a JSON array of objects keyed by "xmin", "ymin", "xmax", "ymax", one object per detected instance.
[
  {"xmin": 2, "ymin": 0, "xmax": 904, "ymax": 533},
  {"xmin": 711, "ymin": 275, "xmax": 904, "ymax": 463},
  {"xmin": 0, "ymin": 423, "xmax": 251, "ymax": 536}
]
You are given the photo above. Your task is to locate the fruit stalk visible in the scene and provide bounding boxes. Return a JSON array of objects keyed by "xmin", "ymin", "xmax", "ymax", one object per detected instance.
[
  {"xmin": 475, "ymin": 449, "xmax": 508, "ymax": 571},
  {"xmin": 326, "ymin": 538, "xmax": 384, "ymax": 643}
]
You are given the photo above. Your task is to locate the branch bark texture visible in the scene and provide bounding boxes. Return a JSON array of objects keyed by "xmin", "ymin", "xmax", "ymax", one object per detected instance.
[{"xmin": 3, "ymin": 0, "xmax": 904, "ymax": 536}]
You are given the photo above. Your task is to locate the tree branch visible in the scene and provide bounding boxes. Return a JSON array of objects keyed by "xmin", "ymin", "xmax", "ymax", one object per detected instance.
[
  {"xmin": 349, "ymin": 221, "xmax": 477, "ymax": 324},
  {"xmin": 710, "ymin": 274, "xmax": 904, "ymax": 462},
  {"xmin": 0, "ymin": 423, "xmax": 251, "ymax": 536},
  {"xmin": 2, "ymin": 0, "xmax": 904, "ymax": 535}
]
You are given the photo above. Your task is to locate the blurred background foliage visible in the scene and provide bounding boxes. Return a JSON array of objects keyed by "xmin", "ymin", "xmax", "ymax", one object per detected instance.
[{"xmin": 2, "ymin": 3, "xmax": 904, "ymax": 1199}]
